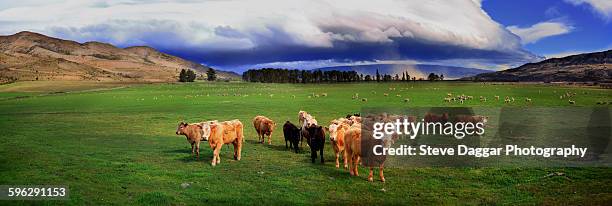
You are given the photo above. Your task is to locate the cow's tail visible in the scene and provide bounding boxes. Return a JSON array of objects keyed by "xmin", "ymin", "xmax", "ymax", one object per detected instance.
[{"xmin": 234, "ymin": 119, "xmax": 245, "ymax": 143}]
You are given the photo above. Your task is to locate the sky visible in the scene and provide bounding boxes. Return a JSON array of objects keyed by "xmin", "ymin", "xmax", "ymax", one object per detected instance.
[{"xmin": 0, "ymin": 0, "xmax": 610, "ymax": 73}]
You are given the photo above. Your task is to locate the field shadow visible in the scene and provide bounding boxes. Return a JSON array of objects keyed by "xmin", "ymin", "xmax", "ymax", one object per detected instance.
[
  {"xmin": 163, "ymin": 148, "xmax": 191, "ymax": 154},
  {"xmin": 309, "ymin": 159, "xmax": 353, "ymax": 181},
  {"xmin": 177, "ymin": 155, "xmax": 201, "ymax": 163}
]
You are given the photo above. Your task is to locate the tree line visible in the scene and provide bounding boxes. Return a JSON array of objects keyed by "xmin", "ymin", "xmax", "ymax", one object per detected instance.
[
  {"xmin": 179, "ymin": 68, "xmax": 216, "ymax": 82},
  {"xmin": 242, "ymin": 68, "xmax": 445, "ymax": 83}
]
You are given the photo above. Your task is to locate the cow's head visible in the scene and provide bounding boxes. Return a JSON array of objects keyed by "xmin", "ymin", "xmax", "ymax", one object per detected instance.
[
  {"xmin": 176, "ymin": 122, "xmax": 188, "ymax": 135},
  {"xmin": 306, "ymin": 125, "xmax": 324, "ymax": 139},
  {"xmin": 200, "ymin": 122, "xmax": 213, "ymax": 141},
  {"xmin": 327, "ymin": 123, "xmax": 339, "ymax": 141}
]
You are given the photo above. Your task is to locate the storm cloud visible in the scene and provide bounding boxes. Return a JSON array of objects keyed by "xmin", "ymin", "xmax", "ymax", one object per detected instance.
[{"xmin": 0, "ymin": 0, "xmax": 541, "ymax": 71}]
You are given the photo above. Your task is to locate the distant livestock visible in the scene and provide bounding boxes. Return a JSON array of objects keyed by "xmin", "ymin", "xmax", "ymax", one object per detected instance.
[{"xmin": 253, "ymin": 116, "xmax": 276, "ymax": 144}]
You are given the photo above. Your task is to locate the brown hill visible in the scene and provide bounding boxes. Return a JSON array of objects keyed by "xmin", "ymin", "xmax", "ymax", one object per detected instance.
[
  {"xmin": 464, "ymin": 50, "xmax": 612, "ymax": 82},
  {"xmin": 0, "ymin": 31, "xmax": 239, "ymax": 83}
]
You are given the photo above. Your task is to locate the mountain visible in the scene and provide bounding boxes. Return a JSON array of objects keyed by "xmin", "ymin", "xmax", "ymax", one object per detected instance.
[
  {"xmin": 464, "ymin": 50, "xmax": 612, "ymax": 82},
  {"xmin": 0, "ymin": 31, "xmax": 240, "ymax": 83},
  {"xmin": 316, "ymin": 64, "xmax": 490, "ymax": 79}
]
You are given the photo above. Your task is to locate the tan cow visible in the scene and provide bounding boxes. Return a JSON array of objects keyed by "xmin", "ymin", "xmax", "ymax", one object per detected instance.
[
  {"xmin": 200, "ymin": 120, "xmax": 244, "ymax": 166},
  {"xmin": 253, "ymin": 115, "xmax": 276, "ymax": 144},
  {"xmin": 176, "ymin": 122, "xmax": 206, "ymax": 160},
  {"xmin": 344, "ymin": 117, "xmax": 393, "ymax": 182},
  {"xmin": 298, "ymin": 110, "xmax": 308, "ymax": 126},
  {"xmin": 327, "ymin": 120, "xmax": 351, "ymax": 168}
]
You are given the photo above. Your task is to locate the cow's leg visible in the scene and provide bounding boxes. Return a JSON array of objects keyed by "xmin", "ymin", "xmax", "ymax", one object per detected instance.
[
  {"xmin": 379, "ymin": 164, "xmax": 385, "ymax": 182},
  {"xmin": 215, "ymin": 143, "xmax": 222, "ymax": 164},
  {"xmin": 300, "ymin": 135, "xmax": 304, "ymax": 147},
  {"xmin": 268, "ymin": 132, "xmax": 272, "ymax": 145},
  {"xmin": 260, "ymin": 132, "xmax": 264, "ymax": 144},
  {"xmin": 191, "ymin": 143, "xmax": 195, "ymax": 157},
  {"xmin": 352, "ymin": 155, "xmax": 359, "ymax": 176},
  {"xmin": 311, "ymin": 149, "xmax": 316, "ymax": 163},
  {"xmin": 211, "ymin": 145, "xmax": 217, "ymax": 166},
  {"xmin": 195, "ymin": 141, "xmax": 201, "ymax": 160},
  {"xmin": 236, "ymin": 140, "xmax": 242, "ymax": 161},
  {"xmin": 320, "ymin": 148, "xmax": 324, "ymax": 164},
  {"xmin": 335, "ymin": 152, "xmax": 340, "ymax": 168},
  {"xmin": 342, "ymin": 151, "xmax": 348, "ymax": 169},
  {"xmin": 285, "ymin": 139, "xmax": 288, "ymax": 149},
  {"xmin": 232, "ymin": 141, "xmax": 239, "ymax": 160},
  {"xmin": 368, "ymin": 167, "xmax": 374, "ymax": 182}
]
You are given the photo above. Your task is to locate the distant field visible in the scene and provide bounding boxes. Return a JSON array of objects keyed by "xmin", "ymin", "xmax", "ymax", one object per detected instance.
[{"xmin": 0, "ymin": 81, "xmax": 610, "ymax": 205}]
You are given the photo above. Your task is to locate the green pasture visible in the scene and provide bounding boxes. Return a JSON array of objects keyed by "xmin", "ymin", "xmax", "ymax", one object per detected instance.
[{"xmin": 0, "ymin": 81, "xmax": 610, "ymax": 205}]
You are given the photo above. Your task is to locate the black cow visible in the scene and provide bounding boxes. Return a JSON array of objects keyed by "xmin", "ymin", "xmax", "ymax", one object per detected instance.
[
  {"xmin": 345, "ymin": 113, "xmax": 361, "ymax": 119},
  {"xmin": 283, "ymin": 121, "xmax": 301, "ymax": 153},
  {"xmin": 304, "ymin": 125, "xmax": 325, "ymax": 163}
]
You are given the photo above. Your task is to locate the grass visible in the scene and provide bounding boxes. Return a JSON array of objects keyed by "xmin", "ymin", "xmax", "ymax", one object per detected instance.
[{"xmin": 0, "ymin": 81, "xmax": 611, "ymax": 205}]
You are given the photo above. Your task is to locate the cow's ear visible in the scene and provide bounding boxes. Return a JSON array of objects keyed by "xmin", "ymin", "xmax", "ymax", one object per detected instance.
[{"xmin": 324, "ymin": 126, "xmax": 329, "ymax": 131}]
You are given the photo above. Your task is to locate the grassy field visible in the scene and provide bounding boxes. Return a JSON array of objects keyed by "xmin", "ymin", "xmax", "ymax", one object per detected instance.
[{"xmin": 0, "ymin": 81, "xmax": 611, "ymax": 205}]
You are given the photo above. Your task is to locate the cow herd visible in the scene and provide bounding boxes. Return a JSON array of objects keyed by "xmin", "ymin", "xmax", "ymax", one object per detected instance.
[
  {"xmin": 176, "ymin": 110, "xmax": 489, "ymax": 182},
  {"xmin": 175, "ymin": 110, "xmax": 391, "ymax": 182}
]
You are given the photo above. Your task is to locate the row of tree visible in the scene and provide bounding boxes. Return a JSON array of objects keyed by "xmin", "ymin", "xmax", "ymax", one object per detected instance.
[
  {"xmin": 179, "ymin": 68, "xmax": 216, "ymax": 82},
  {"xmin": 242, "ymin": 68, "xmax": 445, "ymax": 83}
]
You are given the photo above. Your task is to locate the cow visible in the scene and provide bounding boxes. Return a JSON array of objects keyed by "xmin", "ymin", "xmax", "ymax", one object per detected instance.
[
  {"xmin": 253, "ymin": 116, "xmax": 275, "ymax": 144},
  {"xmin": 299, "ymin": 112, "xmax": 318, "ymax": 147},
  {"xmin": 200, "ymin": 120, "xmax": 244, "ymax": 166},
  {"xmin": 344, "ymin": 123, "xmax": 386, "ymax": 182},
  {"xmin": 303, "ymin": 124, "xmax": 325, "ymax": 163},
  {"xmin": 424, "ymin": 112, "xmax": 449, "ymax": 123},
  {"xmin": 327, "ymin": 120, "xmax": 350, "ymax": 168},
  {"xmin": 283, "ymin": 121, "xmax": 301, "ymax": 153},
  {"xmin": 176, "ymin": 122, "xmax": 206, "ymax": 160},
  {"xmin": 298, "ymin": 110, "xmax": 308, "ymax": 126},
  {"xmin": 345, "ymin": 113, "xmax": 360, "ymax": 119}
]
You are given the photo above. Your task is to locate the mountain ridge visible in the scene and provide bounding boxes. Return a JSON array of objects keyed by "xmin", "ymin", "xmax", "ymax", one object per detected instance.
[
  {"xmin": 0, "ymin": 31, "xmax": 240, "ymax": 83},
  {"xmin": 464, "ymin": 50, "xmax": 612, "ymax": 82}
]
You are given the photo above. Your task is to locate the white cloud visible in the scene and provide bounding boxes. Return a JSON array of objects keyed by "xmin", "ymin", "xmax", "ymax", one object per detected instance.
[
  {"xmin": 565, "ymin": 0, "xmax": 612, "ymax": 20},
  {"xmin": 0, "ymin": 0, "xmax": 521, "ymax": 50},
  {"xmin": 507, "ymin": 21, "xmax": 573, "ymax": 44},
  {"xmin": 0, "ymin": 0, "xmax": 538, "ymax": 68}
]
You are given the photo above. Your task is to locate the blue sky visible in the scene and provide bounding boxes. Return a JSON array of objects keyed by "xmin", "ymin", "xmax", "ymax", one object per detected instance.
[
  {"xmin": 484, "ymin": 0, "xmax": 611, "ymax": 58},
  {"xmin": 0, "ymin": 0, "xmax": 610, "ymax": 72}
]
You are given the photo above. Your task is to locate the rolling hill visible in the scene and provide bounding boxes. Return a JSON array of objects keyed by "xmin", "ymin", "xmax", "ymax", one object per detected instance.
[
  {"xmin": 464, "ymin": 50, "xmax": 612, "ymax": 82},
  {"xmin": 0, "ymin": 31, "xmax": 240, "ymax": 83},
  {"xmin": 316, "ymin": 64, "xmax": 490, "ymax": 80}
]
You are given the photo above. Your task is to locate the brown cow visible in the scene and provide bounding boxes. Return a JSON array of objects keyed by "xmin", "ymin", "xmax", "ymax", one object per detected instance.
[
  {"xmin": 344, "ymin": 122, "xmax": 387, "ymax": 182},
  {"xmin": 200, "ymin": 120, "xmax": 244, "ymax": 166},
  {"xmin": 327, "ymin": 120, "xmax": 350, "ymax": 168},
  {"xmin": 424, "ymin": 112, "xmax": 449, "ymax": 123},
  {"xmin": 176, "ymin": 122, "xmax": 205, "ymax": 160},
  {"xmin": 253, "ymin": 115, "xmax": 275, "ymax": 144}
]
